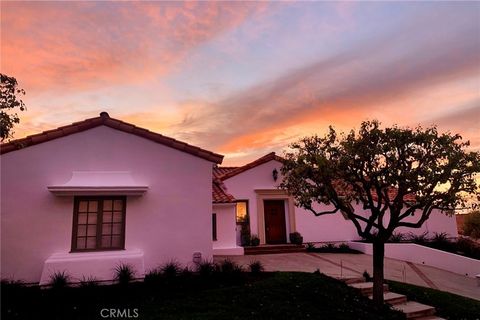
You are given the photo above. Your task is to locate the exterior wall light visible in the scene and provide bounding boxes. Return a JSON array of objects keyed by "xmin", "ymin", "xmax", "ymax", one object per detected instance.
[{"xmin": 272, "ymin": 168, "xmax": 278, "ymax": 182}]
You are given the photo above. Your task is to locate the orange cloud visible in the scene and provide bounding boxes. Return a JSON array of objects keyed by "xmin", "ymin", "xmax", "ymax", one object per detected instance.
[{"xmin": 1, "ymin": 1, "xmax": 269, "ymax": 94}]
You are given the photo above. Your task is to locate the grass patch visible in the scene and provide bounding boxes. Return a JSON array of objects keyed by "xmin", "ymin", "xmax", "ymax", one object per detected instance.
[
  {"xmin": 387, "ymin": 280, "xmax": 480, "ymax": 320},
  {"xmin": 2, "ymin": 272, "xmax": 403, "ymax": 320}
]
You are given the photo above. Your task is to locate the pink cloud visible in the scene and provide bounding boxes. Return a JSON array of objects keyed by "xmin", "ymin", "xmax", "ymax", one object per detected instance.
[{"xmin": 1, "ymin": 1, "xmax": 270, "ymax": 94}]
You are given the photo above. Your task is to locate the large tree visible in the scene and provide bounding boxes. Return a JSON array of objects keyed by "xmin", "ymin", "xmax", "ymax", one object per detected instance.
[
  {"xmin": 280, "ymin": 120, "xmax": 480, "ymax": 306},
  {"xmin": 1, "ymin": 74, "xmax": 26, "ymax": 141}
]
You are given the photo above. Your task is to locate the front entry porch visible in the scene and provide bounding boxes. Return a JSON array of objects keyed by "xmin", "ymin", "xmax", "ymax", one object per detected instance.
[{"xmin": 255, "ymin": 189, "xmax": 297, "ymax": 245}]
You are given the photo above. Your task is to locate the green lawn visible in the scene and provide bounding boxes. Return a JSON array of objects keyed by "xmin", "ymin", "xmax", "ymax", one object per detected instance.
[
  {"xmin": 387, "ymin": 280, "xmax": 480, "ymax": 320},
  {"xmin": 2, "ymin": 272, "xmax": 403, "ymax": 320}
]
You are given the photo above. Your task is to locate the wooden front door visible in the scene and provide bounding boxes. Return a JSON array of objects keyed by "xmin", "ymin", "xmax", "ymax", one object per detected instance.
[{"xmin": 264, "ymin": 200, "xmax": 287, "ymax": 244}]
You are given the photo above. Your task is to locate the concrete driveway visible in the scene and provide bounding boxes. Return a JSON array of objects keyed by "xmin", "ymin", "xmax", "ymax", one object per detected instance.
[{"xmin": 214, "ymin": 252, "xmax": 480, "ymax": 301}]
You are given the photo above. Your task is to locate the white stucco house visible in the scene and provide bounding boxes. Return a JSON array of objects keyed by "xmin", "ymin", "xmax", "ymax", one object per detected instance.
[
  {"xmin": 1, "ymin": 113, "xmax": 458, "ymax": 284},
  {"xmin": 1, "ymin": 112, "xmax": 223, "ymax": 284},
  {"xmin": 211, "ymin": 152, "xmax": 458, "ymax": 256}
]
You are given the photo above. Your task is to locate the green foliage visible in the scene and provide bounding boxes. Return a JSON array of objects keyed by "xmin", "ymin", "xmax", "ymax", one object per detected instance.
[
  {"xmin": 1, "ymin": 74, "xmax": 26, "ymax": 141},
  {"xmin": 307, "ymin": 242, "xmax": 360, "ymax": 254},
  {"xmin": 196, "ymin": 259, "xmax": 217, "ymax": 277},
  {"xmin": 463, "ymin": 210, "xmax": 480, "ymax": 238},
  {"xmin": 455, "ymin": 237, "xmax": 480, "ymax": 259},
  {"xmin": 250, "ymin": 234, "xmax": 260, "ymax": 246},
  {"xmin": 280, "ymin": 120, "xmax": 480, "ymax": 306},
  {"xmin": 79, "ymin": 275, "xmax": 98, "ymax": 288},
  {"xmin": 429, "ymin": 232, "xmax": 453, "ymax": 251},
  {"xmin": 363, "ymin": 270, "xmax": 372, "ymax": 282},
  {"xmin": 180, "ymin": 266, "xmax": 194, "ymax": 278},
  {"xmin": 240, "ymin": 224, "xmax": 251, "ymax": 246},
  {"xmin": 339, "ymin": 242, "xmax": 350, "ymax": 250},
  {"xmin": 305, "ymin": 242, "xmax": 316, "ymax": 250},
  {"xmin": 388, "ymin": 280, "xmax": 480, "ymax": 320},
  {"xmin": 280, "ymin": 120, "xmax": 480, "ymax": 242},
  {"xmin": 144, "ymin": 268, "xmax": 163, "ymax": 284},
  {"xmin": 388, "ymin": 232, "xmax": 405, "ymax": 243},
  {"xmin": 161, "ymin": 260, "xmax": 182, "ymax": 278},
  {"xmin": 1, "ymin": 273, "xmax": 405, "ymax": 320},
  {"xmin": 49, "ymin": 270, "xmax": 70, "ymax": 289},
  {"xmin": 248, "ymin": 260, "xmax": 265, "ymax": 274},
  {"xmin": 408, "ymin": 231, "xmax": 430, "ymax": 244},
  {"xmin": 114, "ymin": 263, "xmax": 135, "ymax": 285},
  {"xmin": 1, "ymin": 279, "xmax": 24, "ymax": 291},
  {"xmin": 289, "ymin": 232, "xmax": 304, "ymax": 244},
  {"xmin": 218, "ymin": 259, "xmax": 242, "ymax": 273}
]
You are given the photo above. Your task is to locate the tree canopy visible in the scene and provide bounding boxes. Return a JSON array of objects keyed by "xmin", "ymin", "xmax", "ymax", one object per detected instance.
[
  {"xmin": 1, "ymin": 74, "xmax": 26, "ymax": 141},
  {"xmin": 281, "ymin": 120, "xmax": 479, "ymax": 242},
  {"xmin": 463, "ymin": 211, "xmax": 480, "ymax": 239},
  {"xmin": 280, "ymin": 120, "xmax": 480, "ymax": 305}
]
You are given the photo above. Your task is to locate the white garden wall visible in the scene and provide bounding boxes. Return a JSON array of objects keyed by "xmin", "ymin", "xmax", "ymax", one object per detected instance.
[{"xmin": 348, "ymin": 242, "xmax": 480, "ymax": 278}]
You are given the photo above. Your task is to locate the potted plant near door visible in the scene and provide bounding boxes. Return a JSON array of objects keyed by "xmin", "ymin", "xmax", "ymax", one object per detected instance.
[
  {"xmin": 289, "ymin": 232, "xmax": 303, "ymax": 245},
  {"xmin": 250, "ymin": 234, "xmax": 260, "ymax": 246}
]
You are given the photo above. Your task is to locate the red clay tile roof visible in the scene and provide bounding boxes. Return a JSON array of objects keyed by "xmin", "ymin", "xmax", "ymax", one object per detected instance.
[
  {"xmin": 218, "ymin": 152, "xmax": 284, "ymax": 180},
  {"xmin": 214, "ymin": 153, "xmax": 415, "ymax": 203},
  {"xmin": 0, "ymin": 112, "xmax": 224, "ymax": 164},
  {"xmin": 212, "ymin": 178, "xmax": 235, "ymax": 203},
  {"xmin": 213, "ymin": 166, "xmax": 238, "ymax": 179}
]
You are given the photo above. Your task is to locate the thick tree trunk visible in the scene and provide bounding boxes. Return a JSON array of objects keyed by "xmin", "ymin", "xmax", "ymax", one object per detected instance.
[{"xmin": 372, "ymin": 240, "xmax": 385, "ymax": 306}]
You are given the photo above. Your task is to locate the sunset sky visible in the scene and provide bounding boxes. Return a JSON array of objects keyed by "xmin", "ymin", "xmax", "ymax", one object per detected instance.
[{"xmin": 2, "ymin": 1, "xmax": 479, "ymax": 165}]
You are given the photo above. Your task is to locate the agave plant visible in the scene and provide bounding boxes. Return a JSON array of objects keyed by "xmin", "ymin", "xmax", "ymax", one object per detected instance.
[
  {"xmin": 114, "ymin": 263, "xmax": 135, "ymax": 285},
  {"xmin": 49, "ymin": 270, "xmax": 70, "ymax": 289}
]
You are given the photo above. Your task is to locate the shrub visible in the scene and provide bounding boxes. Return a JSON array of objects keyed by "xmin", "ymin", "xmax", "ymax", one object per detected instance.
[
  {"xmin": 250, "ymin": 234, "xmax": 260, "ymax": 246},
  {"xmin": 313, "ymin": 268, "xmax": 321, "ymax": 275},
  {"xmin": 388, "ymin": 232, "xmax": 405, "ymax": 243},
  {"xmin": 324, "ymin": 243, "xmax": 336, "ymax": 250},
  {"xmin": 196, "ymin": 259, "xmax": 217, "ymax": 277},
  {"xmin": 144, "ymin": 268, "xmax": 162, "ymax": 284},
  {"xmin": 161, "ymin": 260, "xmax": 182, "ymax": 278},
  {"xmin": 430, "ymin": 232, "xmax": 454, "ymax": 251},
  {"xmin": 181, "ymin": 266, "xmax": 194, "ymax": 277},
  {"xmin": 305, "ymin": 243, "xmax": 316, "ymax": 251},
  {"xmin": 219, "ymin": 259, "xmax": 242, "ymax": 273},
  {"xmin": 338, "ymin": 243, "xmax": 349, "ymax": 250},
  {"xmin": 363, "ymin": 270, "xmax": 372, "ymax": 282},
  {"xmin": 79, "ymin": 275, "xmax": 98, "ymax": 288},
  {"xmin": 463, "ymin": 211, "xmax": 480, "ymax": 239},
  {"xmin": 240, "ymin": 224, "xmax": 251, "ymax": 246},
  {"xmin": 248, "ymin": 260, "xmax": 264, "ymax": 274},
  {"xmin": 289, "ymin": 232, "xmax": 303, "ymax": 245},
  {"xmin": 408, "ymin": 231, "xmax": 429, "ymax": 244},
  {"xmin": 1, "ymin": 279, "xmax": 24, "ymax": 290},
  {"xmin": 114, "ymin": 263, "xmax": 135, "ymax": 285},
  {"xmin": 456, "ymin": 237, "xmax": 480, "ymax": 259},
  {"xmin": 49, "ymin": 270, "xmax": 70, "ymax": 289}
]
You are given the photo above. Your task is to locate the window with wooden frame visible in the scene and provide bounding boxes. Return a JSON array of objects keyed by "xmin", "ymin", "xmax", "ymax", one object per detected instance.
[{"xmin": 72, "ymin": 196, "xmax": 126, "ymax": 252}]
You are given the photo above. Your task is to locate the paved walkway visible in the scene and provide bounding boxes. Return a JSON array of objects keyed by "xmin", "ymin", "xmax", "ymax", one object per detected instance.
[{"xmin": 214, "ymin": 252, "xmax": 480, "ymax": 301}]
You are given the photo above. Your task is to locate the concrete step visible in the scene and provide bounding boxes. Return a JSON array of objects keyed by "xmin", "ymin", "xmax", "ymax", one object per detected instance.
[
  {"xmin": 393, "ymin": 301, "xmax": 436, "ymax": 319},
  {"xmin": 244, "ymin": 245, "xmax": 305, "ymax": 255},
  {"xmin": 368, "ymin": 292, "xmax": 407, "ymax": 305},
  {"xmin": 349, "ymin": 282, "xmax": 389, "ymax": 295}
]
